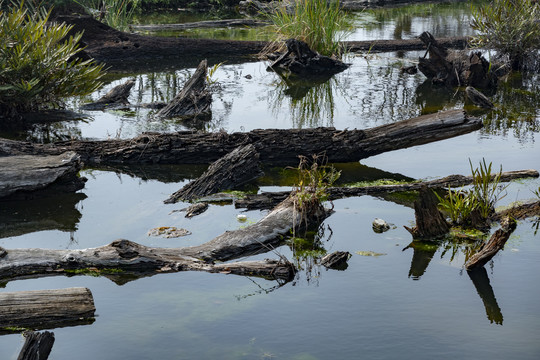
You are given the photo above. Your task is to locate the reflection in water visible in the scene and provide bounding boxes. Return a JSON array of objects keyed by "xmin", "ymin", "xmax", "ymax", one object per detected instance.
[
  {"xmin": 468, "ymin": 267, "xmax": 504, "ymax": 325},
  {"xmin": 269, "ymin": 71, "xmax": 338, "ymax": 128},
  {"xmin": 0, "ymin": 192, "xmax": 86, "ymax": 239},
  {"xmin": 415, "ymin": 79, "xmax": 461, "ymax": 114}
]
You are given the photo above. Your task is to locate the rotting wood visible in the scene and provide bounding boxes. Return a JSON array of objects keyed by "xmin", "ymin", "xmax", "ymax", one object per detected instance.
[
  {"xmin": 491, "ymin": 200, "xmax": 540, "ymax": 222},
  {"xmin": 320, "ymin": 251, "xmax": 351, "ymax": 270},
  {"xmin": 467, "ymin": 267, "xmax": 504, "ymax": 325},
  {"xmin": 131, "ymin": 19, "xmax": 270, "ymax": 31},
  {"xmin": 404, "ymin": 186, "xmax": 450, "ymax": 239},
  {"xmin": 156, "ymin": 59, "xmax": 212, "ymax": 120},
  {"xmin": 0, "ymin": 109, "xmax": 482, "ymax": 167},
  {"xmin": 165, "ymin": 144, "xmax": 262, "ymax": 203},
  {"xmin": 81, "ymin": 79, "xmax": 135, "ymax": 110},
  {"xmin": 0, "ymin": 288, "xmax": 95, "ymax": 334},
  {"xmin": 417, "ymin": 31, "xmax": 498, "ymax": 88},
  {"xmin": 0, "ymin": 152, "xmax": 86, "ymax": 199},
  {"xmin": 466, "ymin": 86, "xmax": 494, "ymax": 109},
  {"xmin": 0, "ymin": 197, "xmax": 330, "ymax": 283},
  {"xmin": 233, "ymin": 169, "xmax": 539, "ymax": 210},
  {"xmin": 465, "ymin": 217, "xmax": 517, "ymax": 270},
  {"xmin": 17, "ymin": 331, "xmax": 55, "ymax": 360}
]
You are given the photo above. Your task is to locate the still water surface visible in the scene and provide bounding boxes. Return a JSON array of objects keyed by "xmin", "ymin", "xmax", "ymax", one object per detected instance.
[{"xmin": 1, "ymin": 2, "xmax": 539, "ymax": 359}]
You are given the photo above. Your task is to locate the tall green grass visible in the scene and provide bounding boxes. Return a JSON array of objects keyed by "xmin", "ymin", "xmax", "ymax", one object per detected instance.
[
  {"xmin": 266, "ymin": 0, "xmax": 351, "ymax": 57},
  {"xmin": 76, "ymin": 0, "xmax": 140, "ymax": 31}
]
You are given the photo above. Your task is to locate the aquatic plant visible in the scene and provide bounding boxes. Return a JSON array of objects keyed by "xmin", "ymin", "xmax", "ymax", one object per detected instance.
[
  {"xmin": 470, "ymin": 0, "xmax": 540, "ymax": 70},
  {"xmin": 436, "ymin": 159, "xmax": 508, "ymax": 227},
  {"xmin": 265, "ymin": 0, "xmax": 351, "ymax": 57},
  {"xmin": 0, "ymin": 5, "xmax": 104, "ymax": 117},
  {"xmin": 75, "ymin": 0, "xmax": 140, "ymax": 31}
]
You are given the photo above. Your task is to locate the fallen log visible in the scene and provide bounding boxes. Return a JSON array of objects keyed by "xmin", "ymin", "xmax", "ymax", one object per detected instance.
[
  {"xmin": 465, "ymin": 217, "xmax": 517, "ymax": 270},
  {"xmin": 81, "ymin": 79, "xmax": 135, "ymax": 110},
  {"xmin": 0, "ymin": 152, "xmax": 86, "ymax": 199},
  {"xmin": 156, "ymin": 59, "xmax": 212, "ymax": 120},
  {"xmin": 233, "ymin": 169, "xmax": 539, "ymax": 210},
  {"xmin": 404, "ymin": 186, "xmax": 450, "ymax": 239},
  {"xmin": 0, "ymin": 197, "xmax": 329, "ymax": 283},
  {"xmin": 17, "ymin": 331, "xmax": 55, "ymax": 360},
  {"xmin": 491, "ymin": 200, "xmax": 540, "ymax": 221},
  {"xmin": 466, "ymin": 86, "xmax": 494, "ymax": 109},
  {"xmin": 0, "ymin": 288, "xmax": 95, "ymax": 334},
  {"xmin": 0, "ymin": 109, "xmax": 482, "ymax": 167},
  {"xmin": 165, "ymin": 144, "xmax": 262, "ymax": 203},
  {"xmin": 131, "ymin": 19, "xmax": 270, "ymax": 31}
]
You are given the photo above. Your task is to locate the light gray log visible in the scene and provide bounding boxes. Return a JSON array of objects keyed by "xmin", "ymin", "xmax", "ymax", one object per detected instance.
[
  {"xmin": 0, "ymin": 152, "xmax": 85, "ymax": 199},
  {"xmin": 0, "ymin": 288, "xmax": 95, "ymax": 333}
]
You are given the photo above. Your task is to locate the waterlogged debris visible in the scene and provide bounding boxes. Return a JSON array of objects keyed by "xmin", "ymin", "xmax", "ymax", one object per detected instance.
[
  {"xmin": 356, "ymin": 251, "xmax": 387, "ymax": 257},
  {"xmin": 148, "ymin": 226, "xmax": 191, "ymax": 238},
  {"xmin": 372, "ymin": 218, "xmax": 390, "ymax": 233}
]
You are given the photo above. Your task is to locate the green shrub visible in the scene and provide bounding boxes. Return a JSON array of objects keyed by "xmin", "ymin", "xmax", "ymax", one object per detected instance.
[
  {"xmin": 470, "ymin": 0, "xmax": 540, "ymax": 70},
  {"xmin": 0, "ymin": 5, "xmax": 104, "ymax": 117},
  {"xmin": 266, "ymin": 0, "xmax": 351, "ymax": 57}
]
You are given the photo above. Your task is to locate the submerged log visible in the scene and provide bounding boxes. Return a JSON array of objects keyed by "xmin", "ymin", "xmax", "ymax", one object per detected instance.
[
  {"xmin": 466, "ymin": 86, "xmax": 494, "ymax": 109},
  {"xmin": 0, "ymin": 197, "xmax": 329, "ymax": 283},
  {"xmin": 234, "ymin": 169, "xmax": 539, "ymax": 210},
  {"xmin": 165, "ymin": 144, "xmax": 263, "ymax": 203},
  {"xmin": 491, "ymin": 200, "xmax": 540, "ymax": 221},
  {"xmin": 418, "ymin": 31, "xmax": 498, "ymax": 88},
  {"xmin": 0, "ymin": 152, "xmax": 86, "ymax": 199},
  {"xmin": 465, "ymin": 217, "xmax": 517, "ymax": 270},
  {"xmin": 268, "ymin": 38, "xmax": 349, "ymax": 77},
  {"xmin": 81, "ymin": 79, "xmax": 135, "ymax": 110},
  {"xmin": 17, "ymin": 331, "xmax": 55, "ymax": 360},
  {"xmin": 156, "ymin": 59, "xmax": 211, "ymax": 120},
  {"xmin": 0, "ymin": 288, "xmax": 95, "ymax": 333},
  {"xmin": 0, "ymin": 109, "xmax": 482, "ymax": 167},
  {"xmin": 132, "ymin": 19, "xmax": 270, "ymax": 31},
  {"xmin": 320, "ymin": 251, "xmax": 351, "ymax": 270},
  {"xmin": 404, "ymin": 186, "xmax": 450, "ymax": 239}
]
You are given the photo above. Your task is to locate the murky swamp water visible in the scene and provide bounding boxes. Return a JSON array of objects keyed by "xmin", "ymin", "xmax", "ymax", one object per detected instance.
[{"xmin": 1, "ymin": 2, "xmax": 539, "ymax": 359}]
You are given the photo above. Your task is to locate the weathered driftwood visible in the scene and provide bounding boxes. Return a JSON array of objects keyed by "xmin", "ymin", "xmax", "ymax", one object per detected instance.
[
  {"xmin": 466, "ymin": 86, "xmax": 494, "ymax": 109},
  {"xmin": 320, "ymin": 251, "xmax": 351, "ymax": 270},
  {"xmin": 165, "ymin": 144, "xmax": 262, "ymax": 203},
  {"xmin": 0, "ymin": 197, "xmax": 330, "ymax": 283},
  {"xmin": 491, "ymin": 200, "xmax": 540, "ymax": 222},
  {"xmin": 17, "ymin": 331, "xmax": 55, "ymax": 360},
  {"xmin": 467, "ymin": 267, "xmax": 504, "ymax": 325},
  {"xmin": 156, "ymin": 59, "xmax": 211, "ymax": 120},
  {"xmin": 183, "ymin": 203, "xmax": 209, "ymax": 218},
  {"xmin": 0, "ymin": 288, "xmax": 95, "ymax": 333},
  {"xmin": 0, "ymin": 109, "xmax": 482, "ymax": 167},
  {"xmin": 418, "ymin": 31, "xmax": 497, "ymax": 88},
  {"xmin": 0, "ymin": 152, "xmax": 85, "ymax": 199},
  {"xmin": 81, "ymin": 79, "xmax": 135, "ymax": 110},
  {"xmin": 234, "ymin": 169, "xmax": 539, "ymax": 210},
  {"xmin": 132, "ymin": 19, "xmax": 269, "ymax": 31},
  {"xmin": 268, "ymin": 39, "xmax": 349, "ymax": 77},
  {"xmin": 465, "ymin": 217, "xmax": 517, "ymax": 270},
  {"xmin": 404, "ymin": 186, "xmax": 450, "ymax": 239}
]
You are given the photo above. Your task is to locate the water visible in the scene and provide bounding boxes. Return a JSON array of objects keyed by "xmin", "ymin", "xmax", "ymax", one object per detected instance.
[{"xmin": 1, "ymin": 2, "xmax": 540, "ymax": 359}]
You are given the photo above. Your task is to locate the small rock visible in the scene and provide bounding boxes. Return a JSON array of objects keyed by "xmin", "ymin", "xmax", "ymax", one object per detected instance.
[
  {"xmin": 148, "ymin": 226, "xmax": 191, "ymax": 238},
  {"xmin": 372, "ymin": 218, "xmax": 390, "ymax": 233},
  {"xmin": 244, "ymin": 74, "xmax": 252, "ymax": 79},
  {"xmin": 237, "ymin": 214, "xmax": 248, "ymax": 222}
]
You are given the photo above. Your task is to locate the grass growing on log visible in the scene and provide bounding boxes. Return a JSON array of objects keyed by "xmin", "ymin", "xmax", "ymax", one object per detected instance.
[
  {"xmin": 264, "ymin": 0, "xmax": 351, "ymax": 57},
  {"xmin": 470, "ymin": 0, "xmax": 540, "ymax": 70}
]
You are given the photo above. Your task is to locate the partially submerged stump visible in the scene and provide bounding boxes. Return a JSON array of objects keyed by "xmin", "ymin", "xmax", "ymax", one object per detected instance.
[
  {"xmin": 466, "ymin": 86, "xmax": 494, "ymax": 109},
  {"xmin": 465, "ymin": 217, "xmax": 517, "ymax": 270},
  {"xmin": 0, "ymin": 288, "xmax": 95, "ymax": 333},
  {"xmin": 17, "ymin": 331, "xmax": 55, "ymax": 360},
  {"xmin": 156, "ymin": 59, "xmax": 211, "ymax": 120},
  {"xmin": 268, "ymin": 39, "xmax": 349, "ymax": 78},
  {"xmin": 320, "ymin": 251, "xmax": 351, "ymax": 270},
  {"xmin": 418, "ymin": 31, "xmax": 498, "ymax": 88},
  {"xmin": 165, "ymin": 144, "xmax": 263, "ymax": 203},
  {"xmin": 81, "ymin": 79, "xmax": 135, "ymax": 110},
  {"xmin": 0, "ymin": 152, "xmax": 86, "ymax": 199},
  {"xmin": 404, "ymin": 186, "xmax": 450, "ymax": 239}
]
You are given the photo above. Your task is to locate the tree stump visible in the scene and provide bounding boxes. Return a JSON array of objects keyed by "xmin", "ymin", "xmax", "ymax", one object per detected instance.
[
  {"xmin": 156, "ymin": 59, "xmax": 211, "ymax": 120},
  {"xmin": 404, "ymin": 186, "xmax": 450, "ymax": 239},
  {"xmin": 17, "ymin": 331, "xmax": 55, "ymax": 360}
]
